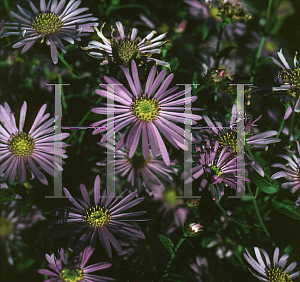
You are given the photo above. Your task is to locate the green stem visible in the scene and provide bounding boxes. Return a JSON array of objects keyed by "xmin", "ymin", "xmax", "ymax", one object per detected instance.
[
  {"xmin": 214, "ymin": 24, "xmax": 224, "ymax": 69},
  {"xmin": 246, "ymin": 182, "xmax": 270, "ymax": 237},
  {"xmin": 266, "ymin": 0, "xmax": 273, "ymax": 32},
  {"xmin": 256, "ymin": 36, "xmax": 265, "ymax": 62},
  {"xmin": 277, "ymin": 102, "xmax": 290, "ymax": 139},
  {"xmin": 162, "ymin": 236, "xmax": 186, "ymax": 277},
  {"xmin": 58, "ymin": 73, "xmax": 67, "ymax": 112},
  {"xmin": 57, "ymin": 52, "xmax": 80, "ymax": 79},
  {"xmin": 66, "ymin": 97, "xmax": 102, "ymax": 144}
]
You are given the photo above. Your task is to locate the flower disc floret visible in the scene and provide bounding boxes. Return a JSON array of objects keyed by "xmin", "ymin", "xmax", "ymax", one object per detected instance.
[
  {"xmin": 0, "ymin": 217, "xmax": 13, "ymax": 237},
  {"xmin": 83, "ymin": 206, "xmax": 111, "ymax": 228},
  {"xmin": 8, "ymin": 132, "xmax": 35, "ymax": 158},
  {"xmin": 127, "ymin": 152, "xmax": 152, "ymax": 169},
  {"xmin": 112, "ymin": 39, "xmax": 141, "ymax": 64},
  {"xmin": 267, "ymin": 268, "xmax": 292, "ymax": 282},
  {"xmin": 210, "ymin": 165, "xmax": 222, "ymax": 176},
  {"xmin": 31, "ymin": 13, "xmax": 63, "ymax": 36},
  {"xmin": 61, "ymin": 268, "xmax": 84, "ymax": 282},
  {"xmin": 218, "ymin": 131, "xmax": 237, "ymax": 153},
  {"xmin": 131, "ymin": 95, "xmax": 161, "ymax": 121},
  {"xmin": 163, "ymin": 187, "xmax": 180, "ymax": 205}
]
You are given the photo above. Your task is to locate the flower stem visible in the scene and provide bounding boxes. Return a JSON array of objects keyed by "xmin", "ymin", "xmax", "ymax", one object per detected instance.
[
  {"xmin": 162, "ymin": 236, "xmax": 186, "ymax": 278},
  {"xmin": 289, "ymin": 104, "xmax": 296, "ymax": 137},
  {"xmin": 214, "ymin": 24, "xmax": 225, "ymax": 69},
  {"xmin": 246, "ymin": 182, "xmax": 270, "ymax": 237},
  {"xmin": 266, "ymin": 0, "xmax": 273, "ymax": 32},
  {"xmin": 57, "ymin": 52, "xmax": 80, "ymax": 79}
]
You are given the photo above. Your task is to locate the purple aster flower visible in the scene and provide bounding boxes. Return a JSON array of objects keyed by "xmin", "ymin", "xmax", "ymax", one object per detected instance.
[
  {"xmin": 243, "ymin": 247, "xmax": 300, "ymax": 281},
  {"xmin": 269, "ymin": 49, "xmax": 300, "ymax": 114},
  {"xmin": 0, "ymin": 101, "xmax": 69, "ymax": 185},
  {"xmin": 38, "ymin": 246, "xmax": 115, "ymax": 282},
  {"xmin": 199, "ymin": 103, "xmax": 281, "ymax": 176},
  {"xmin": 91, "ymin": 60, "xmax": 202, "ymax": 166},
  {"xmin": 49, "ymin": 175, "xmax": 147, "ymax": 258},
  {"xmin": 271, "ymin": 140, "xmax": 300, "ymax": 206},
  {"xmin": 184, "ymin": 140, "xmax": 249, "ymax": 202},
  {"xmin": 97, "ymin": 135, "xmax": 177, "ymax": 193},
  {"xmin": 1, "ymin": 0, "xmax": 98, "ymax": 64},
  {"xmin": 82, "ymin": 21, "xmax": 169, "ymax": 68},
  {"xmin": 0, "ymin": 194, "xmax": 44, "ymax": 265},
  {"xmin": 151, "ymin": 183, "xmax": 190, "ymax": 227}
]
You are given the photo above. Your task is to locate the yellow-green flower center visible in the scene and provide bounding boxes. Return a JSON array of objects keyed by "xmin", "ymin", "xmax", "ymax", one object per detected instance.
[
  {"xmin": 132, "ymin": 95, "xmax": 160, "ymax": 121},
  {"xmin": 209, "ymin": 6, "xmax": 222, "ymax": 21},
  {"xmin": 163, "ymin": 187, "xmax": 180, "ymax": 205},
  {"xmin": 218, "ymin": 131, "xmax": 237, "ymax": 154},
  {"xmin": 61, "ymin": 268, "xmax": 84, "ymax": 282},
  {"xmin": 32, "ymin": 13, "xmax": 63, "ymax": 36},
  {"xmin": 267, "ymin": 268, "xmax": 292, "ymax": 282},
  {"xmin": 112, "ymin": 39, "xmax": 141, "ymax": 64},
  {"xmin": 210, "ymin": 165, "xmax": 222, "ymax": 176},
  {"xmin": 8, "ymin": 132, "xmax": 35, "ymax": 158},
  {"xmin": 264, "ymin": 40, "xmax": 276, "ymax": 52},
  {"xmin": 126, "ymin": 152, "xmax": 151, "ymax": 169},
  {"xmin": 83, "ymin": 206, "xmax": 111, "ymax": 228},
  {"xmin": 0, "ymin": 217, "xmax": 13, "ymax": 237}
]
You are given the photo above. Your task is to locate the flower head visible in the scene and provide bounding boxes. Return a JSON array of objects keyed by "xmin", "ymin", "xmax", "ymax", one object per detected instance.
[
  {"xmin": 271, "ymin": 140, "xmax": 300, "ymax": 206},
  {"xmin": 243, "ymin": 247, "xmax": 300, "ymax": 281},
  {"xmin": 1, "ymin": 0, "xmax": 98, "ymax": 64},
  {"xmin": 49, "ymin": 175, "xmax": 147, "ymax": 258},
  {"xmin": 82, "ymin": 21, "xmax": 169, "ymax": 68},
  {"xmin": 183, "ymin": 222, "xmax": 203, "ymax": 237},
  {"xmin": 38, "ymin": 246, "xmax": 115, "ymax": 282},
  {"xmin": 184, "ymin": 140, "xmax": 249, "ymax": 202},
  {"xmin": 91, "ymin": 60, "xmax": 202, "ymax": 166},
  {"xmin": 0, "ymin": 102, "xmax": 69, "ymax": 185},
  {"xmin": 0, "ymin": 193, "xmax": 44, "ymax": 265}
]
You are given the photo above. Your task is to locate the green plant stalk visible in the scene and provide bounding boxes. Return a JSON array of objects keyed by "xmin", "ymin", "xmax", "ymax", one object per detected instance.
[
  {"xmin": 276, "ymin": 102, "xmax": 290, "ymax": 140},
  {"xmin": 266, "ymin": 0, "xmax": 273, "ymax": 32},
  {"xmin": 214, "ymin": 24, "xmax": 225, "ymax": 69},
  {"xmin": 57, "ymin": 52, "xmax": 80, "ymax": 79},
  {"xmin": 289, "ymin": 104, "xmax": 296, "ymax": 137},
  {"xmin": 162, "ymin": 236, "xmax": 186, "ymax": 277},
  {"xmin": 58, "ymin": 73, "xmax": 67, "ymax": 112},
  {"xmin": 66, "ymin": 97, "xmax": 102, "ymax": 144},
  {"xmin": 246, "ymin": 182, "xmax": 270, "ymax": 237}
]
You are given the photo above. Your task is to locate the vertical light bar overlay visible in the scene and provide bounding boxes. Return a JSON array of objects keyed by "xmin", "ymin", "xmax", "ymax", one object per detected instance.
[{"xmin": 46, "ymin": 83, "xmax": 69, "ymax": 199}]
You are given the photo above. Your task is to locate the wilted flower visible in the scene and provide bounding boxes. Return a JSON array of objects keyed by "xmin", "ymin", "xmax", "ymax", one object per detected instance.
[
  {"xmin": 82, "ymin": 21, "xmax": 169, "ymax": 68},
  {"xmin": 90, "ymin": 60, "xmax": 202, "ymax": 166},
  {"xmin": 38, "ymin": 246, "xmax": 115, "ymax": 282},
  {"xmin": 1, "ymin": 0, "xmax": 98, "ymax": 64},
  {"xmin": 0, "ymin": 101, "xmax": 69, "ymax": 185},
  {"xmin": 243, "ymin": 247, "xmax": 300, "ymax": 281},
  {"xmin": 0, "ymin": 194, "xmax": 44, "ymax": 265},
  {"xmin": 49, "ymin": 175, "xmax": 147, "ymax": 257},
  {"xmin": 269, "ymin": 49, "xmax": 300, "ymax": 114},
  {"xmin": 271, "ymin": 140, "xmax": 300, "ymax": 206}
]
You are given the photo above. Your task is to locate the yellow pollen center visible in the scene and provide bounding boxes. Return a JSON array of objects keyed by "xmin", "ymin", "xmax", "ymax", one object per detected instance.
[
  {"xmin": 0, "ymin": 217, "xmax": 13, "ymax": 237},
  {"xmin": 211, "ymin": 165, "xmax": 222, "ymax": 176},
  {"xmin": 8, "ymin": 132, "xmax": 35, "ymax": 158},
  {"xmin": 83, "ymin": 206, "xmax": 111, "ymax": 227},
  {"xmin": 61, "ymin": 268, "xmax": 84, "ymax": 282},
  {"xmin": 163, "ymin": 187, "xmax": 180, "ymax": 205},
  {"xmin": 31, "ymin": 12, "xmax": 63, "ymax": 36},
  {"xmin": 264, "ymin": 40, "xmax": 276, "ymax": 52},
  {"xmin": 112, "ymin": 39, "xmax": 140, "ymax": 64},
  {"xmin": 267, "ymin": 268, "xmax": 292, "ymax": 282},
  {"xmin": 132, "ymin": 95, "xmax": 160, "ymax": 121},
  {"xmin": 218, "ymin": 131, "xmax": 238, "ymax": 154}
]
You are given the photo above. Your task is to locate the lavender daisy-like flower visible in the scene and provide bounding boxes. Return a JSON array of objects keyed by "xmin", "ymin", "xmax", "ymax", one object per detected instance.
[
  {"xmin": 97, "ymin": 135, "xmax": 177, "ymax": 193},
  {"xmin": 1, "ymin": 0, "xmax": 98, "ymax": 64},
  {"xmin": 271, "ymin": 140, "xmax": 300, "ymax": 206},
  {"xmin": 38, "ymin": 246, "xmax": 115, "ymax": 282},
  {"xmin": 0, "ymin": 194, "xmax": 44, "ymax": 265},
  {"xmin": 91, "ymin": 60, "xmax": 202, "ymax": 166},
  {"xmin": 269, "ymin": 48, "xmax": 300, "ymax": 115},
  {"xmin": 0, "ymin": 101, "xmax": 69, "ymax": 185},
  {"xmin": 200, "ymin": 103, "xmax": 281, "ymax": 176},
  {"xmin": 185, "ymin": 140, "xmax": 248, "ymax": 202},
  {"xmin": 49, "ymin": 175, "xmax": 146, "ymax": 257},
  {"xmin": 243, "ymin": 247, "xmax": 300, "ymax": 281},
  {"xmin": 82, "ymin": 21, "xmax": 169, "ymax": 67}
]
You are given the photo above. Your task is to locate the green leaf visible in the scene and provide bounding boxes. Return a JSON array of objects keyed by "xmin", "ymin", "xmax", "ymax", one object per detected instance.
[
  {"xmin": 193, "ymin": 72, "xmax": 198, "ymax": 89},
  {"xmin": 272, "ymin": 199, "xmax": 300, "ymax": 220},
  {"xmin": 158, "ymin": 235, "xmax": 174, "ymax": 256},
  {"xmin": 65, "ymin": 45, "xmax": 79, "ymax": 53},
  {"xmin": 251, "ymin": 174, "xmax": 279, "ymax": 194},
  {"xmin": 21, "ymin": 200, "xmax": 33, "ymax": 216},
  {"xmin": 284, "ymin": 245, "xmax": 293, "ymax": 254},
  {"xmin": 294, "ymin": 129, "xmax": 300, "ymax": 140},
  {"xmin": 0, "ymin": 197, "xmax": 13, "ymax": 204},
  {"xmin": 201, "ymin": 237, "xmax": 214, "ymax": 248}
]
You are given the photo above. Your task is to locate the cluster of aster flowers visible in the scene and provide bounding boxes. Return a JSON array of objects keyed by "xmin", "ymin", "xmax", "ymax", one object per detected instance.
[{"xmin": 1, "ymin": 0, "xmax": 300, "ymax": 281}]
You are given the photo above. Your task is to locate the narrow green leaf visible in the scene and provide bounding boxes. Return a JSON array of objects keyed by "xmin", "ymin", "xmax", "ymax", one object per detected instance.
[
  {"xmin": 252, "ymin": 174, "xmax": 279, "ymax": 194},
  {"xmin": 158, "ymin": 234, "xmax": 174, "ymax": 256},
  {"xmin": 272, "ymin": 199, "xmax": 300, "ymax": 220}
]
